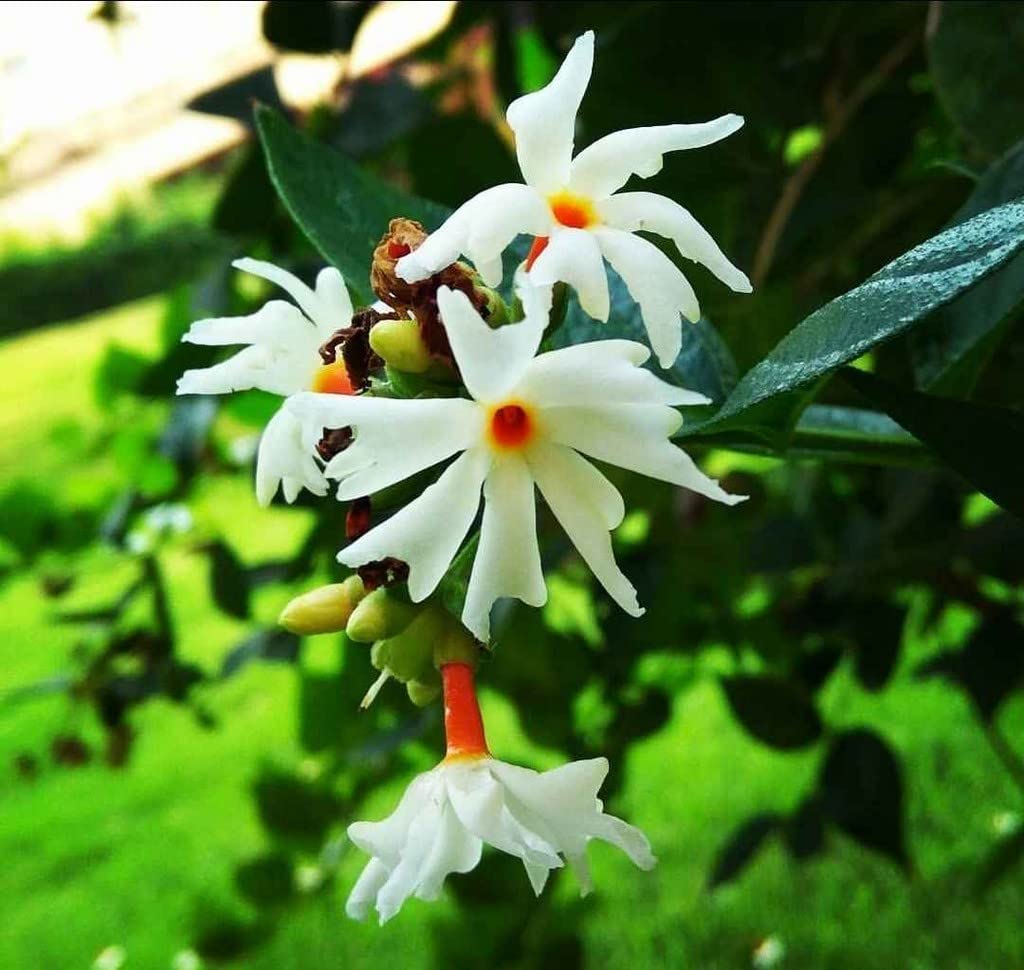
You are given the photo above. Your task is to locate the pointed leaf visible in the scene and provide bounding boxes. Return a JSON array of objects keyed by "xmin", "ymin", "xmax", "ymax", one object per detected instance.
[
  {"xmin": 843, "ymin": 367, "xmax": 1024, "ymax": 517},
  {"xmin": 819, "ymin": 728, "xmax": 908, "ymax": 868},
  {"xmin": 721, "ymin": 675, "xmax": 823, "ymax": 750},
  {"xmin": 255, "ymin": 106, "xmax": 449, "ymax": 304},
  {"xmin": 911, "ymin": 139, "xmax": 1024, "ymax": 394},
  {"xmin": 690, "ymin": 200, "xmax": 1024, "ymax": 440}
]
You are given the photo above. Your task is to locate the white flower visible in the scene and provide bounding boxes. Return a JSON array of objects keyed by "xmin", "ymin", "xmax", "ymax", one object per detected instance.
[
  {"xmin": 346, "ymin": 754, "xmax": 655, "ymax": 924},
  {"xmin": 176, "ymin": 258, "xmax": 357, "ymax": 506},
  {"xmin": 395, "ymin": 30, "xmax": 751, "ymax": 368},
  {"xmin": 287, "ymin": 278, "xmax": 744, "ymax": 642}
]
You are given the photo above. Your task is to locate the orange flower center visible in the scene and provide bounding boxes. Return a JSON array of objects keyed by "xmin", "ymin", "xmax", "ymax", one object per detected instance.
[
  {"xmin": 548, "ymin": 190, "xmax": 597, "ymax": 229},
  {"xmin": 311, "ymin": 359, "xmax": 354, "ymax": 395},
  {"xmin": 488, "ymin": 402, "xmax": 534, "ymax": 450}
]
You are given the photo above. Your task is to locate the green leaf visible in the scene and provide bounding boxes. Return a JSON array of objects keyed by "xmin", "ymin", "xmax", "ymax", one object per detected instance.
[
  {"xmin": 720, "ymin": 675, "xmax": 823, "ymax": 750},
  {"xmin": 911, "ymin": 139, "xmax": 1024, "ymax": 394},
  {"xmin": 688, "ymin": 199, "xmax": 1024, "ymax": 442},
  {"xmin": 929, "ymin": 1, "xmax": 1024, "ymax": 156},
  {"xmin": 819, "ymin": 728, "xmax": 908, "ymax": 869},
  {"xmin": 556, "ymin": 302, "xmax": 738, "ymax": 404},
  {"xmin": 843, "ymin": 367, "xmax": 1024, "ymax": 517},
  {"xmin": 206, "ymin": 540, "xmax": 251, "ymax": 619},
  {"xmin": 255, "ymin": 105, "xmax": 449, "ymax": 304},
  {"xmin": 707, "ymin": 813, "xmax": 781, "ymax": 889},
  {"xmin": 436, "ymin": 532, "xmax": 480, "ymax": 626}
]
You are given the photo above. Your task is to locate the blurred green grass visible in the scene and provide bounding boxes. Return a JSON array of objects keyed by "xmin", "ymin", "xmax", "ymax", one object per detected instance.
[{"xmin": 1, "ymin": 300, "xmax": 1023, "ymax": 969}]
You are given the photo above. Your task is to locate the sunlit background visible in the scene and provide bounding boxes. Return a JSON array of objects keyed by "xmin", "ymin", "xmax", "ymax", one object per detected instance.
[{"xmin": 2, "ymin": 3, "xmax": 1023, "ymax": 969}]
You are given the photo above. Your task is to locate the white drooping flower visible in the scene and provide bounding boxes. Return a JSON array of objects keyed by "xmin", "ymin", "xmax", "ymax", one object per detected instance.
[
  {"xmin": 176, "ymin": 258, "xmax": 357, "ymax": 506},
  {"xmin": 346, "ymin": 754, "xmax": 655, "ymax": 924},
  {"xmin": 286, "ymin": 277, "xmax": 745, "ymax": 642},
  {"xmin": 395, "ymin": 29, "xmax": 751, "ymax": 368}
]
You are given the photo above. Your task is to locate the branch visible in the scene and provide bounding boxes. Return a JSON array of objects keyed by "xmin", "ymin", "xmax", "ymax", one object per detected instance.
[{"xmin": 751, "ymin": 30, "xmax": 921, "ymax": 287}]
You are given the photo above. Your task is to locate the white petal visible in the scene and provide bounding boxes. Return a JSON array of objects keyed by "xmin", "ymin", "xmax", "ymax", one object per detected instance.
[
  {"xmin": 598, "ymin": 192, "xmax": 751, "ymax": 293},
  {"xmin": 178, "ymin": 301, "xmax": 320, "ymax": 396},
  {"xmin": 445, "ymin": 762, "xmax": 563, "ymax": 869},
  {"xmin": 526, "ymin": 442, "xmax": 640, "ymax": 615},
  {"xmin": 255, "ymin": 404, "xmax": 328, "ymax": 507},
  {"xmin": 285, "ymin": 392, "xmax": 483, "ymax": 499},
  {"xmin": 594, "ymin": 227, "xmax": 698, "ymax": 368},
  {"xmin": 182, "ymin": 301, "xmax": 312, "ymax": 348},
  {"xmin": 348, "ymin": 771, "xmax": 438, "ymax": 866},
  {"xmin": 518, "ymin": 340, "xmax": 711, "ymax": 408},
  {"xmin": 312, "ymin": 265, "xmax": 354, "ymax": 338},
  {"xmin": 374, "ymin": 789, "xmax": 446, "ymax": 923},
  {"xmin": 491, "ymin": 757, "xmax": 608, "ymax": 831},
  {"xmin": 543, "ymin": 403, "xmax": 746, "ymax": 505},
  {"xmin": 569, "ymin": 114, "xmax": 745, "ymax": 199},
  {"xmin": 337, "ymin": 448, "xmax": 492, "ymax": 602},
  {"xmin": 396, "ymin": 184, "xmax": 551, "ymax": 283},
  {"xmin": 506, "ymin": 31, "xmax": 594, "ymax": 192},
  {"xmin": 414, "ymin": 801, "xmax": 483, "ymax": 902},
  {"xmin": 233, "ymin": 257, "xmax": 330, "ymax": 331},
  {"xmin": 461, "ymin": 455, "xmax": 546, "ymax": 642},
  {"xmin": 346, "ymin": 858, "xmax": 390, "ymax": 921},
  {"xmin": 587, "ymin": 813, "xmax": 657, "ymax": 872},
  {"xmin": 436, "ymin": 285, "xmax": 551, "ymax": 404},
  {"xmin": 527, "ymin": 227, "xmax": 609, "ymax": 322}
]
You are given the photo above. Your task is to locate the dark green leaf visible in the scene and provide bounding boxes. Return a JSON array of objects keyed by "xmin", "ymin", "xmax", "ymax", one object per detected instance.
[
  {"xmin": 188, "ymin": 67, "xmax": 284, "ymax": 129},
  {"xmin": 437, "ymin": 532, "xmax": 480, "ymax": 626},
  {"xmin": 843, "ymin": 367, "xmax": 1024, "ymax": 517},
  {"xmin": 234, "ymin": 853, "xmax": 296, "ymax": 907},
  {"xmin": 929, "ymin": 1, "xmax": 1024, "ymax": 156},
  {"xmin": 846, "ymin": 600, "xmax": 906, "ymax": 692},
  {"xmin": 975, "ymin": 826, "xmax": 1024, "ymax": 895},
  {"xmin": 220, "ymin": 629, "xmax": 300, "ymax": 679},
  {"xmin": 255, "ymin": 106, "xmax": 449, "ymax": 304},
  {"xmin": 783, "ymin": 796, "xmax": 827, "ymax": 860},
  {"xmin": 707, "ymin": 813, "xmax": 781, "ymax": 889},
  {"xmin": 689, "ymin": 200, "xmax": 1024, "ymax": 441},
  {"xmin": 721, "ymin": 675, "xmax": 823, "ymax": 750},
  {"xmin": 262, "ymin": 0, "xmax": 368, "ymax": 54},
  {"xmin": 819, "ymin": 728, "xmax": 908, "ymax": 868},
  {"xmin": 206, "ymin": 540, "xmax": 251, "ymax": 619},
  {"xmin": 911, "ymin": 139, "xmax": 1024, "ymax": 394},
  {"xmin": 916, "ymin": 612, "xmax": 1024, "ymax": 721}
]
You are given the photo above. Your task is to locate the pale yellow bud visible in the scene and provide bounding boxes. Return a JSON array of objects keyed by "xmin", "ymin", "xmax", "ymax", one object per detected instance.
[
  {"xmin": 369, "ymin": 318, "xmax": 432, "ymax": 374},
  {"xmin": 278, "ymin": 576, "xmax": 366, "ymax": 635}
]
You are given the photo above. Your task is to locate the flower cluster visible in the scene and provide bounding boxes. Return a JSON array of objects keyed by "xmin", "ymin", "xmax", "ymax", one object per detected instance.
[{"xmin": 177, "ymin": 29, "xmax": 749, "ymax": 922}]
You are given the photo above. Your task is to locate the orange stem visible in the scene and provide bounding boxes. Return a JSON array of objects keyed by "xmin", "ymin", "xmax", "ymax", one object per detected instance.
[{"xmin": 441, "ymin": 663, "xmax": 489, "ymax": 759}]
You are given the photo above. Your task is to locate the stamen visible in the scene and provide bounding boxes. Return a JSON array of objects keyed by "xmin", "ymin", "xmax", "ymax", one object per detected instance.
[
  {"xmin": 360, "ymin": 669, "xmax": 391, "ymax": 709},
  {"xmin": 489, "ymin": 403, "xmax": 533, "ymax": 449}
]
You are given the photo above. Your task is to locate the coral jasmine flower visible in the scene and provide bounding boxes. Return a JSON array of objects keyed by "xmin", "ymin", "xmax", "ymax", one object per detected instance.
[
  {"xmin": 176, "ymin": 258, "xmax": 356, "ymax": 506},
  {"xmin": 395, "ymin": 30, "xmax": 751, "ymax": 368},
  {"xmin": 286, "ymin": 277, "xmax": 745, "ymax": 642},
  {"xmin": 346, "ymin": 662, "xmax": 655, "ymax": 923}
]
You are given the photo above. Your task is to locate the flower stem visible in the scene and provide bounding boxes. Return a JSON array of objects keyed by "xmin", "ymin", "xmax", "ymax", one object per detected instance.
[{"xmin": 441, "ymin": 662, "xmax": 489, "ymax": 759}]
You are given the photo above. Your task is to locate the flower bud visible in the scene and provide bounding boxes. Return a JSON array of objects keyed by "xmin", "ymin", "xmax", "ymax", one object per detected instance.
[
  {"xmin": 279, "ymin": 576, "xmax": 367, "ymax": 635},
  {"xmin": 406, "ymin": 677, "xmax": 441, "ymax": 707},
  {"xmin": 368, "ymin": 318, "xmax": 432, "ymax": 374},
  {"xmin": 346, "ymin": 588, "xmax": 418, "ymax": 643}
]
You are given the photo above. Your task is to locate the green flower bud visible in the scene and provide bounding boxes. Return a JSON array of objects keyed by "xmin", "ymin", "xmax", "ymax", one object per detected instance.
[
  {"xmin": 369, "ymin": 318, "xmax": 432, "ymax": 374},
  {"xmin": 345, "ymin": 588, "xmax": 418, "ymax": 643},
  {"xmin": 278, "ymin": 575, "xmax": 366, "ymax": 635},
  {"xmin": 406, "ymin": 676, "xmax": 441, "ymax": 707}
]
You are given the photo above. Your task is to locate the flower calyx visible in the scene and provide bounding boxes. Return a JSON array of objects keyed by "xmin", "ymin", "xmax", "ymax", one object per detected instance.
[{"xmin": 371, "ymin": 218, "xmax": 511, "ymax": 370}]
